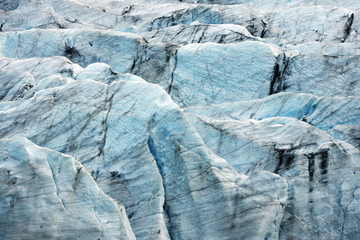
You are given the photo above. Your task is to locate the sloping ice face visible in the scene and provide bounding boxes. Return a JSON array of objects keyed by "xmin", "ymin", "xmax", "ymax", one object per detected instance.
[{"xmin": 0, "ymin": 0, "xmax": 360, "ymax": 240}]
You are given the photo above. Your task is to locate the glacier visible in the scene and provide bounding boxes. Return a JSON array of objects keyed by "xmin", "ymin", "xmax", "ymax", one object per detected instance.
[{"xmin": 0, "ymin": 0, "xmax": 360, "ymax": 239}]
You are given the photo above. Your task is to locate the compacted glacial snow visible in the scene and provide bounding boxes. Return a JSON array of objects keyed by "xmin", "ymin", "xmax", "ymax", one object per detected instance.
[{"xmin": 0, "ymin": 0, "xmax": 360, "ymax": 239}]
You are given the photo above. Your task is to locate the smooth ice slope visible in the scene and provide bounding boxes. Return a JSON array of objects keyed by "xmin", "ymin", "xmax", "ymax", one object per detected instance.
[
  {"xmin": 170, "ymin": 41, "xmax": 280, "ymax": 106},
  {"xmin": 0, "ymin": 137, "xmax": 135, "ymax": 240}
]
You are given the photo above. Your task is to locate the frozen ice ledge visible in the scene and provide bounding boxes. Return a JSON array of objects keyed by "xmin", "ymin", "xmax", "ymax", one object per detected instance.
[{"xmin": 1, "ymin": 0, "xmax": 360, "ymax": 239}]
